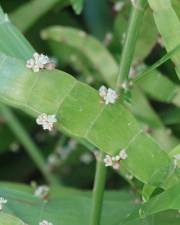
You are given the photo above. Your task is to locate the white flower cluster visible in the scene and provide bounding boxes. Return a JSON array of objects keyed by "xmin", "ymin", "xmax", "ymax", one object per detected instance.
[
  {"xmin": 99, "ymin": 86, "xmax": 118, "ymax": 105},
  {"xmin": 36, "ymin": 113, "xmax": 57, "ymax": 131},
  {"xmin": 104, "ymin": 149, "xmax": 128, "ymax": 170},
  {"xmin": 0, "ymin": 197, "xmax": 7, "ymax": 210},
  {"xmin": 34, "ymin": 185, "xmax": 50, "ymax": 199},
  {"xmin": 26, "ymin": 53, "xmax": 55, "ymax": 72},
  {"xmin": 39, "ymin": 220, "xmax": 53, "ymax": 225}
]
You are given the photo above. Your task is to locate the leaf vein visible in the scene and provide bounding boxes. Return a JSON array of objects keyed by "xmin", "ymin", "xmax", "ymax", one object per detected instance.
[
  {"xmin": 55, "ymin": 79, "xmax": 78, "ymax": 115},
  {"xmin": 84, "ymin": 104, "xmax": 106, "ymax": 138}
]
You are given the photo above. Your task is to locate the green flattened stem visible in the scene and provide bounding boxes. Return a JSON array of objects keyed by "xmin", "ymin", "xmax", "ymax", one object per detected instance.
[
  {"xmin": 116, "ymin": 0, "xmax": 147, "ymax": 90},
  {"xmin": 0, "ymin": 104, "xmax": 59, "ymax": 185},
  {"xmin": 89, "ymin": 151, "xmax": 107, "ymax": 225}
]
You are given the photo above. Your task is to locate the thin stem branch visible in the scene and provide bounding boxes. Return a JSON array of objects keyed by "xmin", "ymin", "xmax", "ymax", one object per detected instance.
[
  {"xmin": 134, "ymin": 43, "xmax": 180, "ymax": 83},
  {"xmin": 89, "ymin": 151, "xmax": 106, "ymax": 225},
  {"xmin": 0, "ymin": 104, "xmax": 59, "ymax": 185},
  {"xmin": 116, "ymin": 0, "xmax": 147, "ymax": 91}
]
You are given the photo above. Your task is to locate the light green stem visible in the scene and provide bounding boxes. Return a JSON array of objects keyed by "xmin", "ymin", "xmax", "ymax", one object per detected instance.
[
  {"xmin": 116, "ymin": 0, "xmax": 147, "ymax": 90},
  {"xmin": 90, "ymin": 1, "xmax": 147, "ymax": 225},
  {"xmin": 0, "ymin": 104, "xmax": 59, "ymax": 185},
  {"xmin": 89, "ymin": 151, "xmax": 106, "ymax": 225}
]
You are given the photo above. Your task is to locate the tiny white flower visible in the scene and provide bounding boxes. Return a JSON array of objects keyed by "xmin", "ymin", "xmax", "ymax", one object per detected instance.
[
  {"xmin": 44, "ymin": 62, "xmax": 56, "ymax": 71},
  {"xmin": 113, "ymin": 2, "xmax": 124, "ymax": 12},
  {"xmin": 112, "ymin": 162, "xmax": 120, "ymax": 170},
  {"xmin": 26, "ymin": 52, "xmax": 55, "ymax": 72},
  {"xmin": 114, "ymin": 155, "xmax": 121, "ymax": 161},
  {"xmin": 34, "ymin": 185, "xmax": 50, "ymax": 199},
  {"xmin": 35, "ymin": 53, "xmax": 49, "ymax": 69},
  {"xmin": 33, "ymin": 52, "xmax": 40, "ymax": 60},
  {"xmin": 33, "ymin": 65, "xmax": 40, "ymax": 72},
  {"xmin": 47, "ymin": 115, "xmax": 57, "ymax": 124},
  {"xmin": 119, "ymin": 149, "xmax": 128, "ymax": 160},
  {"xmin": 26, "ymin": 58, "xmax": 34, "ymax": 69},
  {"xmin": 36, "ymin": 113, "xmax": 57, "ymax": 131},
  {"xmin": 99, "ymin": 85, "xmax": 108, "ymax": 98},
  {"xmin": 104, "ymin": 88, "xmax": 118, "ymax": 104},
  {"xmin": 104, "ymin": 155, "xmax": 113, "ymax": 167},
  {"xmin": 104, "ymin": 154, "xmax": 120, "ymax": 170},
  {"xmin": 111, "ymin": 156, "xmax": 116, "ymax": 161},
  {"xmin": 0, "ymin": 197, "xmax": 7, "ymax": 210},
  {"xmin": 39, "ymin": 220, "xmax": 53, "ymax": 225},
  {"xmin": 99, "ymin": 86, "xmax": 118, "ymax": 105},
  {"xmin": 38, "ymin": 54, "xmax": 49, "ymax": 68},
  {"xmin": 36, "ymin": 113, "xmax": 48, "ymax": 125},
  {"xmin": 104, "ymin": 149, "xmax": 127, "ymax": 170}
]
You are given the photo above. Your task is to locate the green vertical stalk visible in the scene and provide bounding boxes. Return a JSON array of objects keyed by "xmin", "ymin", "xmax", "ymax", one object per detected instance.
[
  {"xmin": 0, "ymin": 104, "xmax": 59, "ymax": 185},
  {"xmin": 90, "ymin": 1, "xmax": 147, "ymax": 225},
  {"xmin": 89, "ymin": 151, "xmax": 106, "ymax": 225},
  {"xmin": 116, "ymin": 0, "xmax": 147, "ymax": 90}
]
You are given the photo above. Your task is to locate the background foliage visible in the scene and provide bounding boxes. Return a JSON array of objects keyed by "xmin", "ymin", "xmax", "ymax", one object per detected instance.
[{"xmin": 0, "ymin": 0, "xmax": 179, "ymax": 224}]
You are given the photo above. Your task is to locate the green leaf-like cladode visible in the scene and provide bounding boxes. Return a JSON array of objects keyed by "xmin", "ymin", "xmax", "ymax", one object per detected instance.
[{"xmin": 0, "ymin": 54, "xmax": 174, "ymax": 187}]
